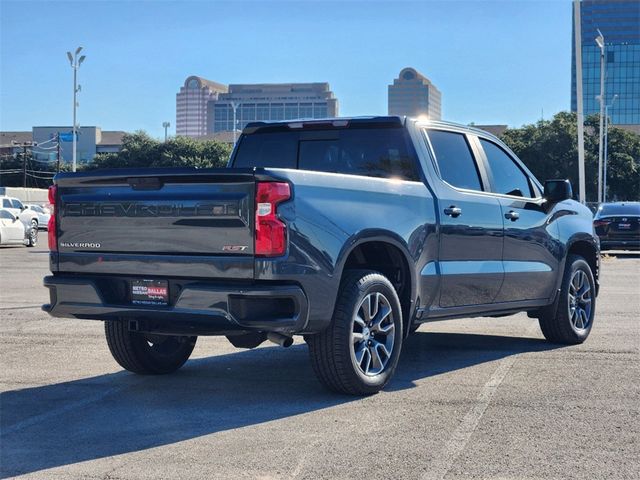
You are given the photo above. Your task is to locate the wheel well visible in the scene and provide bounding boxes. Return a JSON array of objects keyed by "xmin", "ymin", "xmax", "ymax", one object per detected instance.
[
  {"xmin": 343, "ymin": 241, "xmax": 413, "ymax": 334},
  {"xmin": 568, "ymin": 240, "xmax": 598, "ymax": 281}
]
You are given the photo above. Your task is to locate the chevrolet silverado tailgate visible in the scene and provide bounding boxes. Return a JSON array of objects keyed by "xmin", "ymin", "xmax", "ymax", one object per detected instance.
[{"xmin": 53, "ymin": 168, "xmax": 259, "ymax": 279}]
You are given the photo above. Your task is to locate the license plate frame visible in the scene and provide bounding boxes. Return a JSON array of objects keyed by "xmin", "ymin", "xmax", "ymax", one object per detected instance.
[{"xmin": 131, "ymin": 279, "xmax": 169, "ymax": 306}]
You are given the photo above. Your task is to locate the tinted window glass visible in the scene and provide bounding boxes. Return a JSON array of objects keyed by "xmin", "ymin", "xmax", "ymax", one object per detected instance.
[
  {"xmin": 234, "ymin": 132, "xmax": 298, "ymax": 169},
  {"xmin": 0, "ymin": 210, "xmax": 12, "ymax": 219},
  {"xmin": 11, "ymin": 199, "xmax": 24, "ymax": 209},
  {"xmin": 299, "ymin": 129, "xmax": 419, "ymax": 180},
  {"xmin": 598, "ymin": 203, "xmax": 640, "ymax": 216},
  {"xmin": 426, "ymin": 130, "xmax": 482, "ymax": 191},
  {"xmin": 234, "ymin": 128, "xmax": 419, "ymax": 180},
  {"xmin": 480, "ymin": 139, "xmax": 533, "ymax": 197},
  {"xmin": 2, "ymin": 199, "xmax": 11, "ymax": 208}
]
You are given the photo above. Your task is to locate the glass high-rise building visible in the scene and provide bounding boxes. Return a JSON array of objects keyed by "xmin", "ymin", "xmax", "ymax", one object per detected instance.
[
  {"xmin": 571, "ymin": 0, "xmax": 640, "ymax": 132},
  {"xmin": 388, "ymin": 68, "xmax": 442, "ymax": 120}
]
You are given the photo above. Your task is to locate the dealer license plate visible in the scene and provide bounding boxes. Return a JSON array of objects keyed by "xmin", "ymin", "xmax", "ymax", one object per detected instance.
[{"xmin": 131, "ymin": 279, "xmax": 169, "ymax": 305}]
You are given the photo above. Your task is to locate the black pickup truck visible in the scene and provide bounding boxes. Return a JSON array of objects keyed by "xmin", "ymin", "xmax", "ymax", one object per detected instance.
[{"xmin": 44, "ymin": 117, "xmax": 599, "ymax": 395}]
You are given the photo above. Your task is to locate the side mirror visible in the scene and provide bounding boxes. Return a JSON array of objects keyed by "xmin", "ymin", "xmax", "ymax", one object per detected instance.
[{"xmin": 544, "ymin": 179, "xmax": 573, "ymax": 204}]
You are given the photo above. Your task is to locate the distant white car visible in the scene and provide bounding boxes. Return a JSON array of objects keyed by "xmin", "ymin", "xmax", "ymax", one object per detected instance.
[
  {"xmin": 0, "ymin": 195, "xmax": 40, "ymax": 231},
  {"xmin": 24, "ymin": 204, "xmax": 51, "ymax": 230},
  {"xmin": 0, "ymin": 209, "xmax": 37, "ymax": 247}
]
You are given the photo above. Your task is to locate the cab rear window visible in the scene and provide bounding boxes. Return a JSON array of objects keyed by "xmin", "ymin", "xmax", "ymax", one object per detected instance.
[{"xmin": 233, "ymin": 127, "xmax": 420, "ymax": 181}]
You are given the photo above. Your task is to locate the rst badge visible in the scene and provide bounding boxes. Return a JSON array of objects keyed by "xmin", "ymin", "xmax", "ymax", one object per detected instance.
[{"xmin": 222, "ymin": 245, "xmax": 248, "ymax": 252}]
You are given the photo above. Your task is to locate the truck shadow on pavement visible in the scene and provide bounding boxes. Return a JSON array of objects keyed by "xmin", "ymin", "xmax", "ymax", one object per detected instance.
[{"xmin": 0, "ymin": 331, "xmax": 560, "ymax": 478}]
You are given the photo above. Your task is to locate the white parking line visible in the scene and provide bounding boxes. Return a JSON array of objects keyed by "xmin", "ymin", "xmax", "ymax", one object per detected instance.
[{"xmin": 419, "ymin": 319, "xmax": 546, "ymax": 480}]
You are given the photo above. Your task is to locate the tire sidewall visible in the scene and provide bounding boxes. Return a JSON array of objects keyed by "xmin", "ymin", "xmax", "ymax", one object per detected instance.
[
  {"xmin": 561, "ymin": 257, "xmax": 596, "ymax": 341},
  {"xmin": 341, "ymin": 274, "xmax": 403, "ymax": 391}
]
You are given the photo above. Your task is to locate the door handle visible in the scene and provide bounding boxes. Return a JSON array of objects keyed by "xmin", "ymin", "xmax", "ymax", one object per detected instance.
[
  {"xmin": 444, "ymin": 206, "xmax": 462, "ymax": 218},
  {"xmin": 504, "ymin": 210, "xmax": 520, "ymax": 221}
]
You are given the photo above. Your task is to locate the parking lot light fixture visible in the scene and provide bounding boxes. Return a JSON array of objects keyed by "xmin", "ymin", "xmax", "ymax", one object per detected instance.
[{"xmin": 67, "ymin": 46, "xmax": 85, "ymax": 172}]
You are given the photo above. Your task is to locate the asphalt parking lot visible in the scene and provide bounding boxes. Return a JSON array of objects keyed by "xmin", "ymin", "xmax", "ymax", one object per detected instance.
[{"xmin": 1, "ymin": 243, "xmax": 638, "ymax": 480}]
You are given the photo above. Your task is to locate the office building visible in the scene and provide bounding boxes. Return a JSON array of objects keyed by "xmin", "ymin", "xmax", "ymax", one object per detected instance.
[
  {"xmin": 176, "ymin": 76, "xmax": 228, "ymax": 137},
  {"xmin": 571, "ymin": 0, "xmax": 640, "ymax": 133},
  {"xmin": 208, "ymin": 83, "xmax": 338, "ymax": 133},
  {"xmin": 388, "ymin": 67, "xmax": 442, "ymax": 120},
  {"xmin": 176, "ymin": 77, "xmax": 339, "ymax": 137}
]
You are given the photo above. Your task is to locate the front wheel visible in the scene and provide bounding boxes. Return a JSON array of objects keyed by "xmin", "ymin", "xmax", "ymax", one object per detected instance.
[
  {"xmin": 105, "ymin": 320, "xmax": 197, "ymax": 374},
  {"xmin": 307, "ymin": 270, "xmax": 403, "ymax": 395},
  {"xmin": 538, "ymin": 254, "xmax": 596, "ymax": 344}
]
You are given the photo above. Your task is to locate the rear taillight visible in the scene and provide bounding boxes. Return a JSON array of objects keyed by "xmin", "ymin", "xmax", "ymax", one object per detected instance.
[
  {"xmin": 593, "ymin": 219, "xmax": 611, "ymax": 228},
  {"xmin": 255, "ymin": 182, "xmax": 291, "ymax": 257},
  {"xmin": 48, "ymin": 185, "xmax": 57, "ymax": 251}
]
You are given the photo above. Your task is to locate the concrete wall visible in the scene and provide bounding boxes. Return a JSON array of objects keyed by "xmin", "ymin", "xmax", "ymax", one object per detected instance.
[{"xmin": 0, "ymin": 187, "xmax": 49, "ymax": 203}]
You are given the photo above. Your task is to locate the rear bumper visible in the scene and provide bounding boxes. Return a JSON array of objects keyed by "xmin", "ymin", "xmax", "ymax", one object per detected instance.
[
  {"xmin": 42, "ymin": 275, "xmax": 309, "ymax": 335},
  {"xmin": 599, "ymin": 239, "xmax": 640, "ymax": 251}
]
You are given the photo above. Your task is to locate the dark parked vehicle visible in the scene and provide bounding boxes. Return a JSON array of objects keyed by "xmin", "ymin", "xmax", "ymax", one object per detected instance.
[
  {"xmin": 43, "ymin": 117, "xmax": 600, "ymax": 395},
  {"xmin": 593, "ymin": 202, "xmax": 640, "ymax": 251}
]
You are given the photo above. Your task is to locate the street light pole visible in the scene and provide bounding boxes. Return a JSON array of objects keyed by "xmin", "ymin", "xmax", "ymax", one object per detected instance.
[
  {"xmin": 603, "ymin": 94, "xmax": 618, "ymax": 203},
  {"xmin": 162, "ymin": 121, "xmax": 170, "ymax": 142},
  {"xmin": 573, "ymin": 0, "xmax": 586, "ymax": 204},
  {"xmin": 596, "ymin": 30, "xmax": 605, "ymax": 204},
  {"xmin": 67, "ymin": 47, "xmax": 86, "ymax": 172},
  {"xmin": 230, "ymin": 102, "xmax": 238, "ymax": 145}
]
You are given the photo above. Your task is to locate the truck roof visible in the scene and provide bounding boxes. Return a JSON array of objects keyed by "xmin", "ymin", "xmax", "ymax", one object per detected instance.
[{"xmin": 242, "ymin": 116, "xmax": 504, "ymax": 142}]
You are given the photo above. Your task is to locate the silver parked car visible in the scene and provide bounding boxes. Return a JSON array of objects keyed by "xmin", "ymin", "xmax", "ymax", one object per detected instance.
[
  {"xmin": 24, "ymin": 204, "xmax": 51, "ymax": 230},
  {"xmin": 0, "ymin": 209, "xmax": 37, "ymax": 247},
  {"xmin": 0, "ymin": 195, "xmax": 40, "ymax": 231}
]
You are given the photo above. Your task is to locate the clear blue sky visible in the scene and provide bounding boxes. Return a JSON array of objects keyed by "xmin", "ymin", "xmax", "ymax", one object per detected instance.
[{"xmin": 1, "ymin": 0, "xmax": 571, "ymax": 138}]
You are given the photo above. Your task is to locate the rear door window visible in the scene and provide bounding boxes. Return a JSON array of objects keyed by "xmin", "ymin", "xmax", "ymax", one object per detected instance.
[{"xmin": 426, "ymin": 129, "xmax": 483, "ymax": 191}]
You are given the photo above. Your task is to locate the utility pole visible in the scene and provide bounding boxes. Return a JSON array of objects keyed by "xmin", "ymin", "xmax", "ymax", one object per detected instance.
[
  {"xmin": 163, "ymin": 121, "xmax": 170, "ymax": 142},
  {"xmin": 56, "ymin": 132, "xmax": 61, "ymax": 173},
  {"xmin": 596, "ymin": 29, "xmax": 606, "ymax": 204},
  {"xmin": 16, "ymin": 142, "xmax": 36, "ymax": 188},
  {"xmin": 67, "ymin": 47, "xmax": 86, "ymax": 172},
  {"xmin": 22, "ymin": 145, "xmax": 27, "ymax": 188}
]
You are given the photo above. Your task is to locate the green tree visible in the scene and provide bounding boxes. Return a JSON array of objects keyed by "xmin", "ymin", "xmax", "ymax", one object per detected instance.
[
  {"xmin": 87, "ymin": 131, "xmax": 232, "ymax": 171},
  {"xmin": 500, "ymin": 111, "xmax": 639, "ymax": 202}
]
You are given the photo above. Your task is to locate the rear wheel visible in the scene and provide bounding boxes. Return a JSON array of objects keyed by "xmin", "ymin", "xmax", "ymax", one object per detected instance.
[
  {"xmin": 26, "ymin": 227, "xmax": 37, "ymax": 247},
  {"xmin": 105, "ymin": 320, "xmax": 196, "ymax": 374},
  {"xmin": 307, "ymin": 270, "xmax": 403, "ymax": 395},
  {"xmin": 539, "ymin": 254, "xmax": 595, "ymax": 344}
]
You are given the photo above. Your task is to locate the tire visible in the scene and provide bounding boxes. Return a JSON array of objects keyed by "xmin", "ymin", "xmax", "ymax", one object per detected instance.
[
  {"xmin": 104, "ymin": 320, "xmax": 197, "ymax": 374},
  {"xmin": 307, "ymin": 270, "xmax": 403, "ymax": 395},
  {"xmin": 26, "ymin": 227, "xmax": 37, "ymax": 247},
  {"xmin": 538, "ymin": 254, "xmax": 596, "ymax": 344},
  {"xmin": 31, "ymin": 219, "xmax": 38, "ymax": 231}
]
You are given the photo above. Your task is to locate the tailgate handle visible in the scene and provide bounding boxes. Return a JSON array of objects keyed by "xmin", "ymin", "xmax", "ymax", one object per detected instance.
[{"xmin": 128, "ymin": 177, "xmax": 163, "ymax": 190}]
